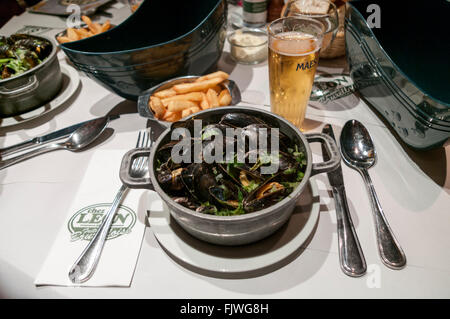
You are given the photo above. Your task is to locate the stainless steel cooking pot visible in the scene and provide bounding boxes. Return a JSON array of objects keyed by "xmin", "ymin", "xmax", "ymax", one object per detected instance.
[
  {"xmin": 120, "ymin": 106, "xmax": 340, "ymax": 245},
  {"xmin": 0, "ymin": 34, "xmax": 62, "ymax": 118}
]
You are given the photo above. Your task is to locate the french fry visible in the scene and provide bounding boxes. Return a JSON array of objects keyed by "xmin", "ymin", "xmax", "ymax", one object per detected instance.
[
  {"xmin": 181, "ymin": 108, "xmax": 193, "ymax": 118},
  {"xmin": 81, "ymin": 15, "xmax": 92, "ymax": 25},
  {"xmin": 218, "ymin": 90, "xmax": 232, "ymax": 106},
  {"xmin": 165, "ymin": 112, "xmax": 182, "ymax": 122},
  {"xmin": 167, "ymin": 100, "xmax": 198, "ymax": 113},
  {"xmin": 209, "ymin": 85, "xmax": 222, "ymax": 94},
  {"xmin": 82, "ymin": 16, "xmax": 97, "ymax": 34},
  {"xmin": 162, "ymin": 110, "xmax": 175, "ymax": 120},
  {"xmin": 99, "ymin": 20, "xmax": 111, "ymax": 33},
  {"xmin": 148, "ymin": 71, "xmax": 230, "ymax": 120},
  {"xmin": 206, "ymin": 88, "xmax": 219, "ymax": 108},
  {"xmin": 173, "ymin": 77, "xmax": 223, "ymax": 94},
  {"xmin": 154, "ymin": 88, "xmax": 177, "ymax": 98},
  {"xmin": 73, "ymin": 28, "xmax": 89, "ymax": 38},
  {"xmin": 189, "ymin": 106, "xmax": 201, "ymax": 113},
  {"xmin": 149, "ymin": 96, "xmax": 165, "ymax": 119},
  {"xmin": 66, "ymin": 28, "xmax": 79, "ymax": 41},
  {"xmin": 56, "ymin": 36, "xmax": 72, "ymax": 44},
  {"xmin": 92, "ymin": 23, "xmax": 102, "ymax": 34},
  {"xmin": 200, "ymin": 92, "xmax": 210, "ymax": 109},
  {"xmin": 161, "ymin": 92, "xmax": 203, "ymax": 106},
  {"xmin": 196, "ymin": 71, "xmax": 229, "ymax": 82}
]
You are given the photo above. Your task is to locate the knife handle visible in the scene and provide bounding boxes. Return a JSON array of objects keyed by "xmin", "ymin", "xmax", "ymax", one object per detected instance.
[
  {"xmin": 0, "ymin": 143, "xmax": 61, "ymax": 170},
  {"xmin": 332, "ymin": 185, "xmax": 367, "ymax": 277},
  {"xmin": 0, "ymin": 138, "xmax": 39, "ymax": 157}
]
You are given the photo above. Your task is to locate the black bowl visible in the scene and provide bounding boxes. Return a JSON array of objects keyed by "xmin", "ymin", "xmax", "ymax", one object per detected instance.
[{"xmin": 61, "ymin": 0, "xmax": 227, "ymax": 100}]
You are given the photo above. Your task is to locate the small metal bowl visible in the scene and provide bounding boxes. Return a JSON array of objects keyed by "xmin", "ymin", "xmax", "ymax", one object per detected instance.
[
  {"xmin": 137, "ymin": 75, "xmax": 242, "ymax": 127},
  {"xmin": 227, "ymin": 28, "xmax": 268, "ymax": 65}
]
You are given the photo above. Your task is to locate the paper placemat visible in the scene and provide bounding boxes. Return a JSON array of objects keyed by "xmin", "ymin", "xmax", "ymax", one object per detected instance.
[{"xmin": 35, "ymin": 150, "xmax": 148, "ymax": 287}]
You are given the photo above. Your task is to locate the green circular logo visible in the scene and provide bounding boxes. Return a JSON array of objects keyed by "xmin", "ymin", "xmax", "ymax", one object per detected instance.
[{"xmin": 68, "ymin": 203, "xmax": 136, "ymax": 241}]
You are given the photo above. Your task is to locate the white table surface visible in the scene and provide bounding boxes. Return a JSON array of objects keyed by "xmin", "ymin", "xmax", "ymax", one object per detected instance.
[{"xmin": 1, "ymin": 4, "xmax": 450, "ymax": 299}]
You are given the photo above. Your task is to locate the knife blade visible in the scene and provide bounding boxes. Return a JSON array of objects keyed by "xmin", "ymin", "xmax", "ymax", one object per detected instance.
[
  {"xmin": 321, "ymin": 124, "xmax": 367, "ymax": 277},
  {"xmin": 0, "ymin": 115, "xmax": 119, "ymax": 157}
]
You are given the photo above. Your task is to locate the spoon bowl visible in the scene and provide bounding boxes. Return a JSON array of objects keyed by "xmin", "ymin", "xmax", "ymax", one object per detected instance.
[
  {"xmin": 64, "ymin": 117, "xmax": 109, "ymax": 151},
  {"xmin": 340, "ymin": 120, "xmax": 376, "ymax": 169}
]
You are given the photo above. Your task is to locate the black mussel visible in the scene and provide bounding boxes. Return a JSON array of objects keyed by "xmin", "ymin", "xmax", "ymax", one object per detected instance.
[
  {"xmin": 173, "ymin": 197, "xmax": 199, "ymax": 210},
  {"xmin": 157, "ymin": 165, "xmax": 184, "ymax": 191},
  {"xmin": 244, "ymin": 149, "xmax": 298, "ymax": 176},
  {"xmin": 196, "ymin": 205, "xmax": 218, "ymax": 214},
  {"xmin": 209, "ymin": 179, "xmax": 241, "ymax": 209},
  {"xmin": 201, "ymin": 123, "xmax": 233, "ymax": 139},
  {"xmin": 157, "ymin": 140, "xmax": 185, "ymax": 165},
  {"xmin": 1, "ymin": 66, "xmax": 12, "ymax": 79},
  {"xmin": 0, "ymin": 44, "xmax": 14, "ymax": 58},
  {"xmin": 243, "ymin": 178, "xmax": 287, "ymax": 213},
  {"xmin": 241, "ymin": 150, "xmax": 298, "ymax": 179},
  {"xmin": 217, "ymin": 162, "xmax": 263, "ymax": 192},
  {"xmin": 219, "ymin": 113, "xmax": 266, "ymax": 128},
  {"xmin": 156, "ymin": 112, "xmax": 306, "ymax": 216},
  {"xmin": 202, "ymin": 135, "xmax": 235, "ymax": 164},
  {"xmin": 10, "ymin": 34, "xmax": 51, "ymax": 59},
  {"xmin": 181, "ymin": 163, "xmax": 217, "ymax": 201}
]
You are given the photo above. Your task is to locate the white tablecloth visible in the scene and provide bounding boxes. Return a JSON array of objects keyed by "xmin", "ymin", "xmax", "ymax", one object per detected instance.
[{"xmin": 0, "ymin": 4, "xmax": 449, "ymax": 298}]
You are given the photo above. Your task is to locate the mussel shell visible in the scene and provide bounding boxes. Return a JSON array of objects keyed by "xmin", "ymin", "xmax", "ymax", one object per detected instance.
[
  {"xmin": 219, "ymin": 113, "xmax": 266, "ymax": 128},
  {"xmin": 242, "ymin": 175, "xmax": 287, "ymax": 213},
  {"xmin": 10, "ymin": 34, "xmax": 51, "ymax": 59},
  {"xmin": 157, "ymin": 165, "xmax": 184, "ymax": 191},
  {"xmin": 0, "ymin": 44, "xmax": 14, "ymax": 58},
  {"xmin": 181, "ymin": 163, "xmax": 217, "ymax": 201},
  {"xmin": 173, "ymin": 197, "xmax": 199, "ymax": 210},
  {"xmin": 208, "ymin": 179, "xmax": 241, "ymax": 209},
  {"xmin": 196, "ymin": 205, "xmax": 218, "ymax": 214},
  {"xmin": 217, "ymin": 162, "xmax": 264, "ymax": 187}
]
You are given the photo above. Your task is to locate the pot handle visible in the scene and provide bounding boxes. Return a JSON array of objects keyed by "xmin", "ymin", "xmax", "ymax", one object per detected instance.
[
  {"xmin": 119, "ymin": 148, "xmax": 154, "ymax": 189},
  {"xmin": 305, "ymin": 133, "xmax": 341, "ymax": 176},
  {"xmin": 0, "ymin": 75, "xmax": 38, "ymax": 96}
]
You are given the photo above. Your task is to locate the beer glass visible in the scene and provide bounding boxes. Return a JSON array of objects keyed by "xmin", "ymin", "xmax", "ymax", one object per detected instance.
[{"xmin": 268, "ymin": 17, "xmax": 325, "ymax": 129}]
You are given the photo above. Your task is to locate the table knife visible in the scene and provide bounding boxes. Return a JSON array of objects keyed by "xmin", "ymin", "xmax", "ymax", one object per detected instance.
[
  {"xmin": 322, "ymin": 124, "xmax": 367, "ymax": 277},
  {"xmin": 0, "ymin": 115, "xmax": 119, "ymax": 157}
]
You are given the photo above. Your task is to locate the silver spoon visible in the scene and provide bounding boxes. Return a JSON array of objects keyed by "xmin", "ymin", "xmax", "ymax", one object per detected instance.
[
  {"xmin": 340, "ymin": 120, "xmax": 406, "ymax": 270},
  {"xmin": 0, "ymin": 117, "xmax": 109, "ymax": 170}
]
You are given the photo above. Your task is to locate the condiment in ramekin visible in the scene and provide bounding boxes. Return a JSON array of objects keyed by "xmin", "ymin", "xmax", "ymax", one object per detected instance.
[{"xmin": 227, "ymin": 28, "xmax": 268, "ymax": 65}]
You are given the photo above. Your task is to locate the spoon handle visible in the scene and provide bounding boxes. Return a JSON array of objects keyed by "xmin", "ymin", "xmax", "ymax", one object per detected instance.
[
  {"xmin": 359, "ymin": 168, "xmax": 407, "ymax": 269},
  {"xmin": 0, "ymin": 143, "xmax": 62, "ymax": 170}
]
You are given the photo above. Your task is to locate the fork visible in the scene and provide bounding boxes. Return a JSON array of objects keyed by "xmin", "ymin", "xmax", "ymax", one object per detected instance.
[{"xmin": 68, "ymin": 129, "xmax": 151, "ymax": 284}]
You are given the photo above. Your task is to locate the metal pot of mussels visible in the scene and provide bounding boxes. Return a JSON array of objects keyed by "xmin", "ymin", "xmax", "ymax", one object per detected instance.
[
  {"xmin": 120, "ymin": 107, "xmax": 340, "ymax": 245},
  {"xmin": 0, "ymin": 34, "xmax": 62, "ymax": 118}
]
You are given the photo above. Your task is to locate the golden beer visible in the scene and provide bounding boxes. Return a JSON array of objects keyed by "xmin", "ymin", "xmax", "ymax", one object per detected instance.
[{"xmin": 268, "ymin": 17, "xmax": 324, "ymax": 130}]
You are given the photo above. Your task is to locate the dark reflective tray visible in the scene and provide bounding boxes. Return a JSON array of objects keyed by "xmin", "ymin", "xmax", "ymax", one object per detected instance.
[{"xmin": 345, "ymin": 0, "xmax": 450, "ymax": 150}]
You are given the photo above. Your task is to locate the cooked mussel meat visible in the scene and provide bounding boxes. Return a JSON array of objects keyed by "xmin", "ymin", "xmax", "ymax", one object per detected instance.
[
  {"xmin": 0, "ymin": 34, "xmax": 51, "ymax": 80},
  {"xmin": 155, "ymin": 113, "xmax": 307, "ymax": 216}
]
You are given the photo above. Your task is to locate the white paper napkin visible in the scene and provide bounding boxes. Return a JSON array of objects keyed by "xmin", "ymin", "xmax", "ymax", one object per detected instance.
[{"xmin": 35, "ymin": 150, "xmax": 148, "ymax": 287}]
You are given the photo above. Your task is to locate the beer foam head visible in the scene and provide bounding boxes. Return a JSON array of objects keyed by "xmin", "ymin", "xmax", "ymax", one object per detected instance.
[{"xmin": 270, "ymin": 31, "xmax": 321, "ymax": 56}]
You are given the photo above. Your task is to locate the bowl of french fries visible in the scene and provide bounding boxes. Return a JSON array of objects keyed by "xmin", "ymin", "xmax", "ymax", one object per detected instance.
[
  {"xmin": 55, "ymin": 16, "xmax": 114, "ymax": 44},
  {"xmin": 137, "ymin": 71, "xmax": 241, "ymax": 123}
]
